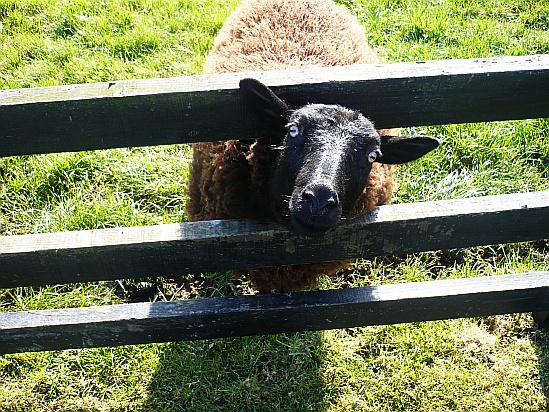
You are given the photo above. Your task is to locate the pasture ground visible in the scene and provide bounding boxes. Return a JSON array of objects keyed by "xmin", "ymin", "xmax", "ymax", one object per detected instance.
[{"xmin": 0, "ymin": 0, "xmax": 548, "ymax": 410}]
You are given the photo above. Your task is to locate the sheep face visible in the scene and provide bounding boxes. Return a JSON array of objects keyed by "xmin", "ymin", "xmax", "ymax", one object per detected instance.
[
  {"xmin": 271, "ymin": 104, "xmax": 380, "ymax": 235},
  {"xmin": 240, "ymin": 78, "xmax": 440, "ymax": 236}
]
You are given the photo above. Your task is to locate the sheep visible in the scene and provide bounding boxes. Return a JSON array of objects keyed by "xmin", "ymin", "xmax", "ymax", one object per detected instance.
[{"xmin": 186, "ymin": 0, "xmax": 440, "ymax": 292}]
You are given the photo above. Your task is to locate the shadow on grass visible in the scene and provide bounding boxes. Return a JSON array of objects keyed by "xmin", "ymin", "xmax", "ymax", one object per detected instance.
[
  {"xmin": 533, "ymin": 325, "xmax": 549, "ymax": 409},
  {"xmin": 135, "ymin": 250, "xmax": 549, "ymax": 411},
  {"xmin": 140, "ymin": 332, "xmax": 328, "ymax": 411}
]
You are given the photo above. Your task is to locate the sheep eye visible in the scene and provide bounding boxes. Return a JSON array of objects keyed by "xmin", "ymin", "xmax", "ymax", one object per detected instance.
[
  {"xmin": 288, "ymin": 124, "xmax": 300, "ymax": 138},
  {"xmin": 367, "ymin": 149, "xmax": 381, "ymax": 163}
]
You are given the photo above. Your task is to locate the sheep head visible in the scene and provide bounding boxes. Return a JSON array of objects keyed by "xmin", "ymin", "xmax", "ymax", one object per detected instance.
[{"xmin": 240, "ymin": 78, "xmax": 440, "ymax": 236}]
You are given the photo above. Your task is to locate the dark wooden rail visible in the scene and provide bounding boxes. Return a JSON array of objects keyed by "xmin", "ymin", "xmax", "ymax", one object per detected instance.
[
  {"xmin": 1, "ymin": 272, "xmax": 547, "ymax": 354},
  {"xmin": 0, "ymin": 191, "xmax": 547, "ymax": 288},
  {"xmin": 0, "ymin": 55, "xmax": 548, "ymax": 353},
  {"xmin": 1, "ymin": 55, "xmax": 548, "ymax": 157}
]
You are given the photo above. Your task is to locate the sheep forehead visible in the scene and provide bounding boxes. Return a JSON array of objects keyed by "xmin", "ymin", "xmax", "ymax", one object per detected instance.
[
  {"xmin": 291, "ymin": 104, "xmax": 355, "ymax": 123},
  {"xmin": 290, "ymin": 104, "xmax": 379, "ymax": 143}
]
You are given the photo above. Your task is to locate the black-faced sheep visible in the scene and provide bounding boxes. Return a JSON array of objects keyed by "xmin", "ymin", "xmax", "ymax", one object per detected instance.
[{"xmin": 186, "ymin": 0, "xmax": 440, "ymax": 292}]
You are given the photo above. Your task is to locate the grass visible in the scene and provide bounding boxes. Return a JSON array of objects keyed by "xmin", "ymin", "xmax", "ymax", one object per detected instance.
[
  {"xmin": 0, "ymin": 146, "xmax": 191, "ymax": 234},
  {"xmin": 0, "ymin": 0, "xmax": 235, "ymax": 87},
  {"xmin": 0, "ymin": 0, "xmax": 548, "ymax": 410}
]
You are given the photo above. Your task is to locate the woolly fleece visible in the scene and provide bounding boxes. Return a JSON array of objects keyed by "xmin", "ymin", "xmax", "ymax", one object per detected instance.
[{"xmin": 186, "ymin": 0, "xmax": 396, "ymax": 291}]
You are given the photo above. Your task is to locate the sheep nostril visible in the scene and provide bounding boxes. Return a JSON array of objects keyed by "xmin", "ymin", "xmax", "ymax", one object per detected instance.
[
  {"xmin": 302, "ymin": 190, "xmax": 317, "ymax": 212},
  {"xmin": 321, "ymin": 197, "xmax": 337, "ymax": 215}
]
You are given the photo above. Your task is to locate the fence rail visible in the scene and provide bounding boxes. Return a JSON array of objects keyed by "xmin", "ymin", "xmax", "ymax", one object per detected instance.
[
  {"xmin": 1, "ymin": 272, "xmax": 547, "ymax": 354},
  {"xmin": 1, "ymin": 55, "xmax": 548, "ymax": 157},
  {"xmin": 0, "ymin": 55, "xmax": 548, "ymax": 353},
  {"xmin": 0, "ymin": 190, "xmax": 547, "ymax": 289}
]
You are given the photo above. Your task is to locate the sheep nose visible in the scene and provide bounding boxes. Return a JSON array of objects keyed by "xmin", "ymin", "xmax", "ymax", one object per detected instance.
[
  {"xmin": 301, "ymin": 185, "xmax": 339, "ymax": 217},
  {"xmin": 291, "ymin": 183, "xmax": 341, "ymax": 235}
]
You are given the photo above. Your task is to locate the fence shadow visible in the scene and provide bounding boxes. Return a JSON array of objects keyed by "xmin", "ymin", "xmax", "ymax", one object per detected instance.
[
  {"xmin": 533, "ymin": 326, "xmax": 549, "ymax": 408},
  {"xmin": 134, "ymin": 243, "xmax": 549, "ymax": 411},
  {"xmin": 140, "ymin": 332, "xmax": 327, "ymax": 411}
]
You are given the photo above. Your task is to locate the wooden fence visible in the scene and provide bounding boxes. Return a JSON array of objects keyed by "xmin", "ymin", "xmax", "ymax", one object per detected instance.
[{"xmin": 0, "ymin": 55, "xmax": 548, "ymax": 354}]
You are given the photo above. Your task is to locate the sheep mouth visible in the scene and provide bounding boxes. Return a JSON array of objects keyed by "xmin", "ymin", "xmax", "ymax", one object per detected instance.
[{"xmin": 290, "ymin": 215, "xmax": 339, "ymax": 237}]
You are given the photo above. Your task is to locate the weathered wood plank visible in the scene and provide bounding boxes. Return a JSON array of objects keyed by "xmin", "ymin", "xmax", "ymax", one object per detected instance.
[
  {"xmin": 533, "ymin": 311, "xmax": 549, "ymax": 329},
  {"xmin": 0, "ymin": 191, "xmax": 548, "ymax": 288},
  {"xmin": 0, "ymin": 271, "xmax": 547, "ymax": 354},
  {"xmin": 1, "ymin": 55, "xmax": 548, "ymax": 157}
]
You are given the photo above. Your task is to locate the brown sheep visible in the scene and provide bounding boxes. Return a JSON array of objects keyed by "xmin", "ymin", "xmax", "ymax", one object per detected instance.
[{"xmin": 186, "ymin": 0, "xmax": 439, "ymax": 292}]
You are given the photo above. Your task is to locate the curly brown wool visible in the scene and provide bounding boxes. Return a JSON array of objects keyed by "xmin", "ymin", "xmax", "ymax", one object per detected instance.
[{"xmin": 186, "ymin": 0, "xmax": 398, "ymax": 292}]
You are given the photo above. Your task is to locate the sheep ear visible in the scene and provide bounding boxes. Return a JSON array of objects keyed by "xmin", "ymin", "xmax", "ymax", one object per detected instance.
[
  {"xmin": 239, "ymin": 78, "xmax": 289, "ymax": 129},
  {"xmin": 377, "ymin": 135, "xmax": 440, "ymax": 164}
]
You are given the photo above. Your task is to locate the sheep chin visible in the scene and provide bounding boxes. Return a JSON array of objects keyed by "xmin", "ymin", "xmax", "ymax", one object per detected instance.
[{"xmin": 289, "ymin": 214, "xmax": 339, "ymax": 237}]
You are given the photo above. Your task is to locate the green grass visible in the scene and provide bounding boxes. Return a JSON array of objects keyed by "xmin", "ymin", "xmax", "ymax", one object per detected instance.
[
  {"xmin": 1, "ymin": 0, "xmax": 549, "ymax": 410},
  {"xmin": 343, "ymin": 0, "xmax": 549, "ymax": 61},
  {"xmin": 0, "ymin": 0, "xmax": 236, "ymax": 87},
  {"xmin": 0, "ymin": 146, "xmax": 191, "ymax": 234}
]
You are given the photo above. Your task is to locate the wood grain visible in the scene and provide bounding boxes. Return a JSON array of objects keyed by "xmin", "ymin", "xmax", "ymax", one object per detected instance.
[
  {"xmin": 0, "ymin": 190, "xmax": 547, "ymax": 288},
  {"xmin": 1, "ymin": 55, "xmax": 548, "ymax": 156},
  {"xmin": 0, "ymin": 271, "xmax": 547, "ymax": 354}
]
